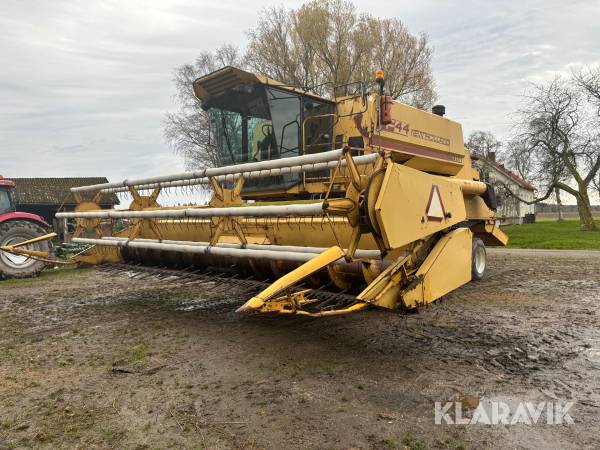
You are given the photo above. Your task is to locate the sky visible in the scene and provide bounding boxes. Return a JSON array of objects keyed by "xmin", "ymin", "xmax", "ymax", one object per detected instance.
[{"xmin": 1, "ymin": 0, "xmax": 599, "ymax": 188}]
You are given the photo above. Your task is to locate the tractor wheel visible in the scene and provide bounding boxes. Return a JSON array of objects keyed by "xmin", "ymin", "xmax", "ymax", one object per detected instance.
[
  {"xmin": 471, "ymin": 237, "xmax": 486, "ymax": 281},
  {"xmin": 0, "ymin": 221, "xmax": 51, "ymax": 279}
]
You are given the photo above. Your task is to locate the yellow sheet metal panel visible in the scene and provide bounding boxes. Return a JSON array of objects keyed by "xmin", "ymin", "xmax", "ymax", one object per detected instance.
[
  {"xmin": 372, "ymin": 101, "xmax": 466, "ymax": 176},
  {"xmin": 421, "ymin": 228, "xmax": 472, "ymax": 301},
  {"xmin": 463, "ymin": 196, "xmax": 496, "ymax": 220},
  {"xmin": 148, "ymin": 217, "xmax": 378, "ymax": 249},
  {"xmin": 472, "ymin": 221, "xmax": 509, "ymax": 246},
  {"xmin": 374, "ymin": 163, "xmax": 467, "ymax": 249},
  {"xmin": 333, "ymin": 96, "xmax": 377, "ymax": 144},
  {"xmin": 402, "ymin": 228, "xmax": 472, "ymax": 308}
]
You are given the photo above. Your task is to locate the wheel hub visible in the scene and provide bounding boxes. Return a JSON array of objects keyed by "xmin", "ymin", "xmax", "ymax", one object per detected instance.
[
  {"xmin": 0, "ymin": 235, "xmax": 36, "ymax": 269},
  {"xmin": 475, "ymin": 245, "xmax": 486, "ymax": 274}
]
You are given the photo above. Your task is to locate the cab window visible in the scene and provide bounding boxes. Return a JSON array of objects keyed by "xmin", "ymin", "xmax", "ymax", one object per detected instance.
[{"xmin": 0, "ymin": 189, "xmax": 13, "ymax": 214}]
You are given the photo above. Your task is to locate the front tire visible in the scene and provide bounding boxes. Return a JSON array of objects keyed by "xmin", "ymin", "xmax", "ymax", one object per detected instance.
[
  {"xmin": 471, "ymin": 237, "xmax": 486, "ymax": 281},
  {"xmin": 0, "ymin": 221, "xmax": 51, "ymax": 279}
]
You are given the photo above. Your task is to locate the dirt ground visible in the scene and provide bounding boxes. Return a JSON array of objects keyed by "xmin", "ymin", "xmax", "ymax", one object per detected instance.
[{"xmin": 1, "ymin": 249, "xmax": 599, "ymax": 450}]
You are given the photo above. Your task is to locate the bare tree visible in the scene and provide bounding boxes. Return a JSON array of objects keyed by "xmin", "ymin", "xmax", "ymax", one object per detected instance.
[
  {"xmin": 164, "ymin": 45, "xmax": 245, "ymax": 169},
  {"xmin": 505, "ymin": 134, "xmax": 571, "ymax": 221},
  {"xmin": 575, "ymin": 66, "xmax": 600, "ymax": 115},
  {"xmin": 165, "ymin": 1, "xmax": 437, "ymax": 170},
  {"xmin": 592, "ymin": 167, "xmax": 600, "ymax": 199},
  {"xmin": 465, "ymin": 131, "xmax": 502, "ymax": 159},
  {"xmin": 510, "ymin": 76, "xmax": 599, "ymax": 231},
  {"xmin": 575, "ymin": 66, "xmax": 600, "ymax": 201},
  {"xmin": 505, "ymin": 137, "xmax": 534, "ymax": 180},
  {"xmin": 246, "ymin": 0, "xmax": 435, "ymax": 107}
]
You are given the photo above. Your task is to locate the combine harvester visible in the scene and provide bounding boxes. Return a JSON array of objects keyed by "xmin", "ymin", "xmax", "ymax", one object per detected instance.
[{"xmin": 56, "ymin": 67, "xmax": 507, "ymax": 316}]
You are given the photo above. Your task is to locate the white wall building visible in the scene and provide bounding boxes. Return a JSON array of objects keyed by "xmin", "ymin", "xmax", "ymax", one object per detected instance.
[{"xmin": 472, "ymin": 153, "xmax": 535, "ymax": 225}]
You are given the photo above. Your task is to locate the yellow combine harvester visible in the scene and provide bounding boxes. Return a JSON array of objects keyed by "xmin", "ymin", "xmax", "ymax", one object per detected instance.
[{"xmin": 56, "ymin": 67, "xmax": 507, "ymax": 316}]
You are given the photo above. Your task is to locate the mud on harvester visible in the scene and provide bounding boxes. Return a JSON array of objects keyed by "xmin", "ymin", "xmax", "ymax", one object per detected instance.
[{"xmin": 56, "ymin": 67, "xmax": 507, "ymax": 316}]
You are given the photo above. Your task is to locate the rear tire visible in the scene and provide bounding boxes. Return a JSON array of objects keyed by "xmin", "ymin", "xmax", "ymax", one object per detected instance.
[
  {"xmin": 471, "ymin": 237, "xmax": 486, "ymax": 281},
  {"xmin": 0, "ymin": 221, "xmax": 51, "ymax": 279}
]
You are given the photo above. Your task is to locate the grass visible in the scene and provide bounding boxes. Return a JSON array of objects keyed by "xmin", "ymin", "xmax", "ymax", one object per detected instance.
[
  {"xmin": 0, "ymin": 266, "xmax": 91, "ymax": 288},
  {"xmin": 401, "ymin": 432, "xmax": 427, "ymax": 450},
  {"xmin": 503, "ymin": 219, "xmax": 600, "ymax": 250},
  {"xmin": 130, "ymin": 344, "xmax": 148, "ymax": 370}
]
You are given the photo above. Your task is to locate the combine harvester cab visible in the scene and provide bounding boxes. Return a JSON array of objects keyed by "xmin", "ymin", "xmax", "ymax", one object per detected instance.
[{"xmin": 57, "ymin": 67, "xmax": 507, "ymax": 316}]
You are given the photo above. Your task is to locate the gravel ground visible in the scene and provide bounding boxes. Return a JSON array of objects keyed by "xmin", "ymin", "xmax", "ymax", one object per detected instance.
[{"xmin": 0, "ymin": 248, "xmax": 599, "ymax": 450}]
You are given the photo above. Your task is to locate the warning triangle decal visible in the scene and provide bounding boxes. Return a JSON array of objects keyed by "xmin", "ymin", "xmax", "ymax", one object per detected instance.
[{"xmin": 426, "ymin": 185, "xmax": 446, "ymax": 222}]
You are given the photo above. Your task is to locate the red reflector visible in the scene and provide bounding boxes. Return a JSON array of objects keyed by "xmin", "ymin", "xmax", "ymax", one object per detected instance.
[{"xmin": 381, "ymin": 95, "xmax": 393, "ymax": 125}]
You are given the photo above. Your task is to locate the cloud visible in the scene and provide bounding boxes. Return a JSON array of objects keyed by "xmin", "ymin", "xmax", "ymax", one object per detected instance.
[
  {"xmin": 361, "ymin": 0, "xmax": 600, "ymax": 139},
  {"xmin": 1, "ymin": 0, "xmax": 599, "ymax": 191}
]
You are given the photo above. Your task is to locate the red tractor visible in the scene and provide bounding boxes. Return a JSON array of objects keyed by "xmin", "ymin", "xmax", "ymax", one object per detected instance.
[{"xmin": 0, "ymin": 176, "xmax": 53, "ymax": 279}]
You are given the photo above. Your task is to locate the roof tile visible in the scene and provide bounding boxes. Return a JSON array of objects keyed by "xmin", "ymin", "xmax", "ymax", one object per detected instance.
[{"xmin": 10, "ymin": 178, "xmax": 119, "ymax": 206}]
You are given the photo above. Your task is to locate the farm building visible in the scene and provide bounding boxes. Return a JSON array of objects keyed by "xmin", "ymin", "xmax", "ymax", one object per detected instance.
[
  {"xmin": 10, "ymin": 177, "xmax": 119, "ymax": 229},
  {"xmin": 472, "ymin": 153, "xmax": 535, "ymax": 225}
]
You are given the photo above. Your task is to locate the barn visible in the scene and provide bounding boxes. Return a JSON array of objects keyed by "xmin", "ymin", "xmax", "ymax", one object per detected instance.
[{"xmin": 10, "ymin": 178, "xmax": 119, "ymax": 230}]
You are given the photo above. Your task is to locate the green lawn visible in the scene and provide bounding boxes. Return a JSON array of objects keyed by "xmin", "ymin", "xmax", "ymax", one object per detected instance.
[
  {"xmin": 0, "ymin": 266, "xmax": 91, "ymax": 287},
  {"xmin": 503, "ymin": 219, "xmax": 600, "ymax": 250}
]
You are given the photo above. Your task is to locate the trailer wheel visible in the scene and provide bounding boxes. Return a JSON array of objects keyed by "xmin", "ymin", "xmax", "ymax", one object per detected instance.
[
  {"xmin": 471, "ymin": 237, "xmax": 486, "ymax": 281},
  {"xmin": 0, "ymin": 221, "xmax": 51, "ymax": 279}
]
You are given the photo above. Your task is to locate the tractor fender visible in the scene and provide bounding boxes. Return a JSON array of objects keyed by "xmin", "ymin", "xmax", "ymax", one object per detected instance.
[{"xmin": 0, "ymin": 212, "xmax": 51, "ymax": 229}]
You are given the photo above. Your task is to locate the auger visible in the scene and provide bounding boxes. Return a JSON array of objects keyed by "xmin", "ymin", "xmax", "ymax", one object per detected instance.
[{"xmin": 56, "ymin": 66, "xmax": 507, "ymax": 316}]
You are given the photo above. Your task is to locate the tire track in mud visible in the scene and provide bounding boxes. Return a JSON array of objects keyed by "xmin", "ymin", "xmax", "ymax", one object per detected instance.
[{"xmin": 1, "ymin": 249, "xmax": 599, "ymax": 449}]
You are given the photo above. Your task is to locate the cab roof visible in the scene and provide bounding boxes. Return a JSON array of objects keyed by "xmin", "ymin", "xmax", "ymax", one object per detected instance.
[
  {"xmin": 0, "ymin": 177, "xmax": 15, "ymax": 188},
  {"xmin": 193, "ymin": 66, "xmax": 333, "ymax": 104}
]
